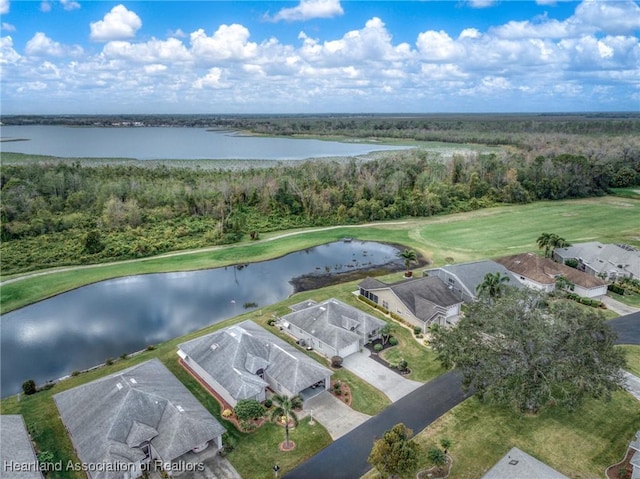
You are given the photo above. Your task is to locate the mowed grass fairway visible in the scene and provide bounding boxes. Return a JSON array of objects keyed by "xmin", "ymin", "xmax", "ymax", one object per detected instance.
[
  {"xmin": 411, "ymin": 196, "xmax": 640, "ymax": 265},
  {"xmin": 2, "ymin": 196, "xmax": 638, "ymax": 313}
]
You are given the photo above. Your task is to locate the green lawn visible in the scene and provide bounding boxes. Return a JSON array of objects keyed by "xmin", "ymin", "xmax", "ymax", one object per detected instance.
[
  {"xmin": 620, "ymin": 345, "xmax": 640, "ymax": 377},
  {"xmin": 3, "ymin": 196, "xmax": 639, "ymax": 313},
  {"xmin": 609, "ymin": 290, "xmax": 640, "ymax": 308},
  {"xmin": 364, "ymin": 391, "xmax": 640, "ymax": 479}
]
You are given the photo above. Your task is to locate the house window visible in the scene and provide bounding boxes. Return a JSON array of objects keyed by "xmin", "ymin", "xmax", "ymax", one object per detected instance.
[
  {"xmin": 382, "ymin": 300, "xmax": 389, "ymax": 310},
  {"xmin": 448, "ymin": 278, "xmax": 454, "ymax": 284}
]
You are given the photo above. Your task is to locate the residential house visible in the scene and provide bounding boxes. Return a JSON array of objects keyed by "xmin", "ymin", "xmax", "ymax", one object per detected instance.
[
  {"xmin": 0, "ymin": 415, "xmax": 45, "ymax": 479},
  {"xmin": 481, "ymin": 447, "xmax": 569, "ymax": 479},
  {"xmin": 554, "ymin": 241, "xmax": 640, "ymax": 280},
  {"xmin": 496, "ymin": 253, "xmax": 608, "ymax": 298},
  {"xmin": 280, "ymin": 298, "xmax": 387, "ymax": 358},
  {"xmin": 54, "ymin": 359, "xmax": 226, "ymax": 479},
  {"xmin": 358, "ymin": 276, "xmax": 462, "ymax": 332},
  {"xmin": 178, "ymin": 320, "xmax": 332, "ymax": 405},
  {"xmin": 425, "ymin": 260, "xmax": 523, "ymax": 303}
]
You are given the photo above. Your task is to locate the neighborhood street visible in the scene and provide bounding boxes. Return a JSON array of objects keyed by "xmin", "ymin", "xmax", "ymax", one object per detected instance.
[
  {"xmin": 609, "ymin": 311, "xmax": 640, "ymax": 345},
  {"xmin": 283, "ymin": 311, "xmax": 640, "ymax": 479},
  {"xmin": 284, "ymin": 370, "xmax": 469, "ymax": 479}
]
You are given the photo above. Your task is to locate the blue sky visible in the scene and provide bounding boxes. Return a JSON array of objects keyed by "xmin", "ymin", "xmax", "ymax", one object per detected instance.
[{"xmin": 1, "ymin": 0, "xmax": 638, "ymax": 114}]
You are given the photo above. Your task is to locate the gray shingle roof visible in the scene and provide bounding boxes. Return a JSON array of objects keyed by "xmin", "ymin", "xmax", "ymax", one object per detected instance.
[
  {"xmin": 282, "ymin": 298, "xmax": 387, "ymax": 351},
  {"xmin": 0, "ymin": 415, "xmax": 44, "ymax": 479},
  {"xmin": 427, "ymin": 260, "xmax": 523, "ymax": 298},
  {"xmin": 360, "ymin": 276, "xmax": 461, "ymax": 321},
  {"xmin": 53, "ymin": 359, "xmax": 225, "ymax": 479},
  {"xmin": 179, "ymin": 320, "xmax": 331, "ymax": 399},
  {"xmin": 481, "ymin": 447, "xmax": 569, "ymax": 479},
  {"xmin": 556, "ymin": 242, "xmax": 640, "ymax": 278}
]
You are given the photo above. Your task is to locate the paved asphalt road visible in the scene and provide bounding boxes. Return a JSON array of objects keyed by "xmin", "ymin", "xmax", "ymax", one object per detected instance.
[
  {"xmin": 283, "ymin": 312, "xmax": 639, "ymax": 479},
  {"xmin": 608, "ymin": 311, "xmax": 640, "ymax": 345},
  {"xmin": 284, "ymin": 371, "xmax": 469, "ymax": 479}
]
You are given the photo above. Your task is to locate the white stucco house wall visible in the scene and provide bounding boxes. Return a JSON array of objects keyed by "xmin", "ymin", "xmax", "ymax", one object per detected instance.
[{"xmin": 358, "ymin": 276, "xmax": 462, "ymax": 332}]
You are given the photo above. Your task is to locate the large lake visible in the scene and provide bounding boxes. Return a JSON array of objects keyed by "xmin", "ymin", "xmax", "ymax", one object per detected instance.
[
  {"xmin": 0, "ymin": 241, "xmax": 402, "ymax": 397},
  {"xmin": 0, "ymin": 125, "xmax": 406, "ymax": 160}
]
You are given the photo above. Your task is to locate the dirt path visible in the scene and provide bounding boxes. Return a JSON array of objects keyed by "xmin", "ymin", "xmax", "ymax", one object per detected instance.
[{"xmin": 0, "ymin": 221, "xmax": 409, "ymax": 287}]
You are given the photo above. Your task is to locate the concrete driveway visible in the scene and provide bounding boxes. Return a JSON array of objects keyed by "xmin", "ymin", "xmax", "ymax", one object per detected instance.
[
  {"xmin": 601, "ymin": 295, "xmax": 639, "ymax": 316},
  {"xmin": 342, "ymin": 349, "xmax": 422, "ymax": 402},
  {"xmin": 301, "ymin": 391, "xmax": 371, "ymax": 440}
]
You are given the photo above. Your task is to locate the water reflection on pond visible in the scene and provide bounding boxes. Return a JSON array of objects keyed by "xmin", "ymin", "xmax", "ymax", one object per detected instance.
[{"xmin": 0, "ymin": 241, "xmax": 402, "ymax": 396}]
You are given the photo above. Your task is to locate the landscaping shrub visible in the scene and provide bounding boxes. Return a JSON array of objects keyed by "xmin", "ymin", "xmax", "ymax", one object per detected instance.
[
  {"xmin": 105, "ymin": 357, "xmax": 114, "ymax": 366},
  {"xmin": 264, "ymin": 398, "xmax": 272, "ymax": 408},
  {"xmin": 427, "ymin": 447, "xmax": 447, "ymax": 467},
  {"xmin": 222, "ymin": 433, "xmax": 236, "ymax": 453},
  {"xmin": 267, "ymin": 318, "xmax": 276, "ymax": 326},
  {"xmin": 374, "ymin": 343, "xmax": 383, "ymax": 352},
  {"xmin": 564, "ymin": 258, "xmax": 579, "ymax": 268},
  {"xmin": 389, "ymin": 337, "xmax": 398, "ymax": 346},
  {"xmin": 413, "ymin": 326, "xmax": 422, "ymax": 336},
  {"xmin": 331, "ymin": 356, "xmax": 343, "ymax": 368},
  {"xmin": 608, "ymin": 284, "xmax": 626, "ymax": 295},
  {"xmin": 222, "ymin": 409, "xmax": 233, "ymax": 418},
  {"xmin": 234, "ymin": 399, "xmax": 265, "ymax": 421},
  {"xmin": 240, "ymin": 420, "xmax": 257, "ymax": 432},
  {"xmin": 22, "ymin": 379, "xmax": 36, "ymax": 395}
]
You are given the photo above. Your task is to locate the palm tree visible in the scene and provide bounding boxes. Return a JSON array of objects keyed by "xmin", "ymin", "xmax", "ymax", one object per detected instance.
[
  {"xmin": 476, "ymin": 272, "xmax": 510, "ymax": 300},
  {"xmin": 537, "ymin": 232, "xmax": 570, "ymax": 258},
  {"xmin": 536, "ymin": 232, "xmax": 552, "ymax": 257},
  {"xmin": 397, "ymin": 249, "xmax": 418, "ymax": 276},
  {"xmin": 269, "ymin": 394, "xmax": 303, "ymax": 449}
]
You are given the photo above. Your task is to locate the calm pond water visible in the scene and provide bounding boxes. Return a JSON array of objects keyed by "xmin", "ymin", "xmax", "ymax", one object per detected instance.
[
  {"xmin": 0, "ymin": 241, "xmax": 402, "ymax": 397},
  {"xmin": 0, "ymin": 125, "xmax": 406, "ymax": 160}
]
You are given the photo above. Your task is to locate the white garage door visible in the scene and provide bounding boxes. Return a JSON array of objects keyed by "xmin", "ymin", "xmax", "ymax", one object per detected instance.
[{"xmin": 339, "ymin": 341, "xmax": 359, "ymax": 358}]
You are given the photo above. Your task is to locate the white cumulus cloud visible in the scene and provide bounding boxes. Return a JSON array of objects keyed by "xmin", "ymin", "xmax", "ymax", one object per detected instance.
[
  {"xmin": 190, "ymin": 24, "xmax": 257, "ymax": 62},
  {"xmin": 102, "ymin": 37, "xmax": 191, "ymax": 63},
  {"xmin": 90, "ymin": 4, "xmax": 142, "ymax": 42},
  {"xmin": 270, "ymin": 0, "xmax": 343, "ymax": 22},
  {"xmin": 25, "ymin": 32, "xmax": 83, "ymax": 57},
  {"xmin": 574, "ymin": 0, "xmax": 640, "ymax": 34},
  {"xmin": 0, "ymin": 35, "xmax": 20, "ymax": 64},
  {"xmin": 0, "ymin": 0, "xmax": 9, "ymax": 15},
  {"xmin": 193, "ymin": 67, "xmax": 225, "ymax": 89},
  {"xmin": 1, "ymin": 22, "xmax": 16, "ymax": 32}
]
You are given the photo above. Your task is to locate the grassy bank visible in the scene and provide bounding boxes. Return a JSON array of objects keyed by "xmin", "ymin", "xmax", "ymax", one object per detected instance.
[{"xmin": 3, "ymin": 196, "xmax": 639, "ymax": 314}]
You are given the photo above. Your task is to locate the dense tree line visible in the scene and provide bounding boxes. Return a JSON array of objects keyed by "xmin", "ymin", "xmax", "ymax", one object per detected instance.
[{"xmin": 2, "ymin": 140, "xmax": 638, "ymax": 274}]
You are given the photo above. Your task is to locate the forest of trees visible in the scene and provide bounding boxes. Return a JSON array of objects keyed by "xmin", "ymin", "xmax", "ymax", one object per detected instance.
[{"xmin": 1, "ymin": 115, "xmax": 639, "ymax": 274}]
